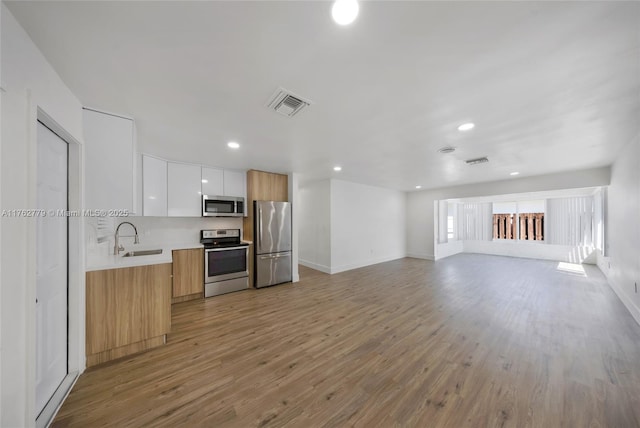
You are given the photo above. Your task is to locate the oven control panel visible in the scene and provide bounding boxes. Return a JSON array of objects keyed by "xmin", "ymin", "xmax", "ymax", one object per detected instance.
[{"xmin": 202, "ymin": 229, "xmax": 240, "ymax": 239}]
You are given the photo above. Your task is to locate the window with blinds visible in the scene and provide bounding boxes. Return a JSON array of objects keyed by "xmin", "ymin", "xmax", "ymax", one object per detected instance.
[{"xmin": 546, "ymin": 196, "xmax": 594, "ymax": 246}]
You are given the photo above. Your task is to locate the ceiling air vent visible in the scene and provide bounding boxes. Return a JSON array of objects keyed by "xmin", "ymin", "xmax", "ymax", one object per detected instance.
[
  {"xmin": 465, "ymin": 156, "xmax": 489, "ymax": 165},
  {"xmin": 267, "ymin": 88, "xmax": 312, "ymax": 118}
]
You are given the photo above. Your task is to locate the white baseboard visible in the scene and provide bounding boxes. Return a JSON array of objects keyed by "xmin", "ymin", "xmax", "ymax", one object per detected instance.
[
  {"xmin": 406, "ymin": 252, "xmax": 434, "ymax": 261},
  {"xmin": 595, "ymin": 251, "xmax": 640, "ymax": 327},
  {"xmin": 596, "ymin": 250, "xmax": 610, "ymax": 276},
  {"xmin": 330, "ymin": 254, "xmax": 406, "ymax": 274},
  {"xmin": 606, "ymin": 275, "xmax": 640, "ymax": 327},
  {"xmin": 298, "ymin": 259, "xmax": 331, "ymax": 274}
]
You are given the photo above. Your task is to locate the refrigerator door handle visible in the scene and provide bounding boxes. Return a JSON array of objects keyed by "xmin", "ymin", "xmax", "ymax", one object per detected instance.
[
  {"xmin": 257, "ymin": 207, "xmax": 262, "ymax": 250},
  {"xmin": 260, "ymin": 254, "xmax": 283, "ymax": 260}
]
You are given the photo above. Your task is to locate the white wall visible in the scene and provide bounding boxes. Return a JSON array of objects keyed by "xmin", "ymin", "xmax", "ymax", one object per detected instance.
[
  {"xmin": 603, "ymin": 136, "xmax": 640, "ymax": 325},
  {"xmin": 593, "ymin": 188, "xmax": 605, "ymax": 252},
  {"xmin": 299, "ymin": 179, "xmax": 406, "ymax": 274},
  {"xmin": 330, "ymin": 180, "xmax": 406, "ymax": 274},
  {"xmin": 288, "ymin": 173, "xmax": 300, "ymax": 282},
  {"xmin": 464, "ymin": 241, "xmax": 595, "ymax": 264},
  {"xmin": 406, "ymin": 188, "xmax": 435, "ymax": 260},
  {"xmin": 85, "ymin": 216, "xmax": 242, "ymax": 256},
  {"xmin": 435, "ymin": 241, "xmax": 464, "ymax": 260},
  {"xmin": 298, "ymin": 180, "xmax": 331, "ymax": 273},
  {"xmin": 406, "ymin": 166, "xmax": 611, "ymax": 263},
  {"xmin": 1, "ymin": 5, "xmax": 84, "ymax": 426}
]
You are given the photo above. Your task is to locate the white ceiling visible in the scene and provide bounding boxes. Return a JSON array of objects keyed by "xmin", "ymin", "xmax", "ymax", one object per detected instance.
[{"xmin": 6, "ymin": 1, "xmax": 640, "ymax": 191}]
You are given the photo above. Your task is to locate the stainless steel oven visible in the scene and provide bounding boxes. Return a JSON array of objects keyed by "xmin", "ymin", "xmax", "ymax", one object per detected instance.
[{"xmin": 201, "ymin": 229, "xmax": 249, "ymax": 297}]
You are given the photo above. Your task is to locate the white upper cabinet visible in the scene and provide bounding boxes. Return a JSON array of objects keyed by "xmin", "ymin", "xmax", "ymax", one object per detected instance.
[
  {"xmin": 138, "ymin": 155, "xmax": 246, "ymax": 217},
  {"xmin": 83, "ymin": 108, "xmax": 136, "ymax": 212},
  {"xmin": 223, "ymin": 170, "xmax": 246, "ymax": 199},
  {"xmin": 142, "ymin": 155, "xmax": 167, "ymax": 216},
  {"xmin": 201, "ymin": 167, "xmax": 224, "ymax": 196},
  {"xmin": 167, "ymin": 162, "xmax": 202, "ymax": 217}
]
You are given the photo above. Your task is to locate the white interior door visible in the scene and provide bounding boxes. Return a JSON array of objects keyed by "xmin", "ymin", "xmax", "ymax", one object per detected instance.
[{"xmin": 36, "ymin": 121, "xmax": 68, "ymax": 416}]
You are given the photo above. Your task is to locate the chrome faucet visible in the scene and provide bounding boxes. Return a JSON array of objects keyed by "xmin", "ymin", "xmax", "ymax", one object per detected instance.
[{"xmin": 114, "ymin": 221, "xmax": 139, "ymax": 255}]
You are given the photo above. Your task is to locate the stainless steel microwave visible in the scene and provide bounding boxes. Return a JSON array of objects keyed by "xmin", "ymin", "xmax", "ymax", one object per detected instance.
[{"xmin": 202, "ymin": 195, "xmax": 245, "ymax": 217}]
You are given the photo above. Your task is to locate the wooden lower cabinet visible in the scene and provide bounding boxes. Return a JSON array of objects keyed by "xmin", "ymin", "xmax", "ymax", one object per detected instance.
[
  {"xmin": 86, "ymin": 263, "xmax": 172, "ymax": 367},
  {"xmin": 172, "ymin": 248, "xmax": 204, "ymax": 303}
]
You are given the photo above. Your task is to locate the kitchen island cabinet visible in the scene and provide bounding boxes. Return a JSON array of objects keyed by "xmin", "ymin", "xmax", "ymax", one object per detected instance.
[{"xmin": 85, "ymin": 263, "xmax": 172, "ymax": 367}]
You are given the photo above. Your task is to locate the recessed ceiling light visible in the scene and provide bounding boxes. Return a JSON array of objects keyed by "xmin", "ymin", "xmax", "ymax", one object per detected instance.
[
  {"xmin": 227, "ymin": 141, "xmax": 240, "ymax": 149},
  {"xmin": 148, "ymin": 196, "xmax": 156, "ymax": 200},
  {"xmin": 438, "ymin": 146, "xmax": 456, "ymax": 154},
  {"xmin": 510, "ymin": 172, "xmax": 520, "ymax": 176},
  {"xmin": 333, "ymin": 166, "xmax": 342, "ymax": 172},
  {"xmin": 458, "ymin": 123, "xmax": 475, "ymax": 132},
  {"xmin": 201, "ymin": 179, "xmax": 208, "ymax": 183},
  {"xmin": 415, "ymin": 185, "xmax": 422, "ymax": 189},
  {"xmin": 332, "ymin": 0, "xmax": 359, "ymax": 25}
]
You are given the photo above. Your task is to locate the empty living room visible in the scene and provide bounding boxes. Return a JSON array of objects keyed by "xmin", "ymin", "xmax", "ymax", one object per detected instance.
[{"xmin": 1, "ymin": 1, "xmax": 639, "ymax": 427}]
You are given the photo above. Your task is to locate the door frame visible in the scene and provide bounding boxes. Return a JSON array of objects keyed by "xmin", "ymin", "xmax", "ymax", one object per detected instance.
[{"xmin": 29, "ymin": 106, "xmax": 85, "ymax": 427}]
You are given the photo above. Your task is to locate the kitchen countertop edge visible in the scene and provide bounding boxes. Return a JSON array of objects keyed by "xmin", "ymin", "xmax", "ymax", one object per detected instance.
[{"xmin": 86, "ymin": 243, "xmax": 204, "ymax": 272}]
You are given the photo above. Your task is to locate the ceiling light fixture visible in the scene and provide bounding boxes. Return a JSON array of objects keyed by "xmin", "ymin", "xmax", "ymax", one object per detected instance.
[
  {"xmin": 510, "ymin": 172, "xmax": 520, "ymax": 176},
  {"xmin": 415, "ymin": 185, "xmax": 422, "ymax": 189},
  {"xmin": 438, "ymin": 146, "xmax": 456, "ymax": 154},
  {"xmin": 333, "ymin": 166, "xmax": 342, "ymax": 172},
  {"xmin": 227, "ymin": 141, "xmax": 240, "ymax": 149},
  {"xmin": 332, "ymin": 0, "xmax": 359, "ymax": 25},
  {"xmin": 201, "ymin": 179, "xmax": 208, "ymax": 183},
  {"xmin": 458, "ymin": 123, "xmax": 475, "ymax": 132}
]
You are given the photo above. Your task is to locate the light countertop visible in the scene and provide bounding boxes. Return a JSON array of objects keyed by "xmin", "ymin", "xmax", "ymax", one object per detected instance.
[{"xmin": 86, "ymin": 242, "xmax": 204, "ymax": 272}]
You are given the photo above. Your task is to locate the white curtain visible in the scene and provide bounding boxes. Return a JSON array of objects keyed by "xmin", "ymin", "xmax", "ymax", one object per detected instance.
[
  {"xmin": 546, "ymin": 196, "xmax": 594, "ymax": 246},
  {"xmin": 458, "ymin": 202, "xmax": 493, "ymax": 241}
]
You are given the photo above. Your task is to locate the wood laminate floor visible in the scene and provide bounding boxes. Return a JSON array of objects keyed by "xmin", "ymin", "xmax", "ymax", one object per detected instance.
[{"xmin": 53, "ymin": 254, "xmax": 640, "ymax": 427}]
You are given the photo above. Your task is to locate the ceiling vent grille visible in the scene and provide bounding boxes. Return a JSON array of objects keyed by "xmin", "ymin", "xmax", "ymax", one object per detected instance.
[
  {"xmin": 465, "ymin": 156, "xmax": 489, "ymax": 165},
  {"xmin": 267, "ymin": 88, "xmax": 312, "ymax": 117}
]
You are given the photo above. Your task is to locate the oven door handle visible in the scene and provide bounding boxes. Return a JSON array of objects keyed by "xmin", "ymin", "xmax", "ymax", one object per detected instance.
[{"xmin": 205, "ymin": 246, "xmax": 249, "ymax": 252}]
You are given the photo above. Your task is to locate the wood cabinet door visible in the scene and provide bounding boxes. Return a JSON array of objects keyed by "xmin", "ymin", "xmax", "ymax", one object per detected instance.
[
  {"xmin": 86, "ymin": 263, "xmax": 172, "ymax": 355},
  {"xmin": 172, "ymin": 249, "xmax": 204, "ymax": 298}
]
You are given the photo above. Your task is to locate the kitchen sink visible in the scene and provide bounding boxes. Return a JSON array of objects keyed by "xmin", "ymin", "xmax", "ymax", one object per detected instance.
[{"xmin": 122, "ymin": 249, "xmax": 163, "ymax": 257}]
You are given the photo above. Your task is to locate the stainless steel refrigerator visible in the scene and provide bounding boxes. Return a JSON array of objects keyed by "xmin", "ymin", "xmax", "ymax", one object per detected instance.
[{"xmin": 254, "ymin": 200, "xmax": 292, "ymax": 288}]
